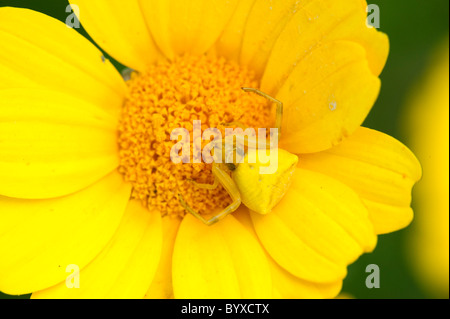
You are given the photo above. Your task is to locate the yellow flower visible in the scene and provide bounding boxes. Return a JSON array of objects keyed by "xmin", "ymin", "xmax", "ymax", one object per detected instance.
[
  {"xmin": 0, "ymin": 0, "xmax": 421, "ymax": 299},
  {"xmin": 406, "ymin": 41, "xmax": 449, "ymax": 298}
]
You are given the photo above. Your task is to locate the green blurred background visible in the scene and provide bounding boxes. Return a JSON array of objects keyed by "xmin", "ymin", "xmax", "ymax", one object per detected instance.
[{"xmin": 0, "ymin": 0, "xmax": 448, "ymax": 299}]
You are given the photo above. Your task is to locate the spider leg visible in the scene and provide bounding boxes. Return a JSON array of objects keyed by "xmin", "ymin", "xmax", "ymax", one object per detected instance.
[
  {"xmin": 178, "ymin": 163, "xmax": 241, "ymax": 226},
  {"xmin": 187, "ymin": 178, "xmax": 219, "ymax": 190},
  {"xmin": 221, "ymin": 121, "xmax": 247, "ymax": 130},
  {"xmin": 241, "ymin": 87, "xmax": 283, "ymax": 141}
]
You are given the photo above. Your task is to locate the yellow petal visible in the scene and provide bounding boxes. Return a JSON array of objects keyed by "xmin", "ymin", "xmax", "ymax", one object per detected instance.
[
  {"xmin": 234, "ymin": 208, "xmax": 343, "ymax": 298},
  {"xmin": 355, "ymin": 24, "xmax": 389, "ymax": 77},
  {"xmin": 0, "ymin": 88, "xmax": 119, "ymax": 199},
  {"xmin": 214, "ymin": 0, "xmax": 258, "ymax": 62},
  {"xmin": 240, "ymin": 0, "xmax": 310, "ymax": 78},
  {"xmin": 0, "ymin": 171, "xmax": 131, "ymax": 295},
  {"xmin": 145, "ymin": 215, "xmax": 181, "ymax": 299},
  {"xmin": 172, "ymin": 214, "xmax": 272, "ymax": 298},
  {"xmin": 261, "ymin": 0, "xmax": 388, "ymax": 95},
  {"xmin": 269, "ymin": 257, "xmax": 343, "ymax": 299},
  {"xmin": 68, "ymin": 0, "xmax": 162, "ymax": 71},
  {"xmin": 300, "ymin": 127, "xmax": 422, "ymax": 234},
  {"xmin": 139, "ymin": 0, "xmax": 239, "ymax": 60},
  {"xmin": 32, "ymin": 200, "xmax": 162, "ymax": 299},
  {"xmin": 0, "ymin": 7, "xmax": 126, "ymax": 115},
  {"xmin": 364, "ymin": 200, "xmax": 415, "ymax": 236},
  {"xmin": 251, "ymin": 168, "xmax": 376, "ymax": 283},
  {"xmin": 275, "ymin": 40, "xmax": 380, "ymax": 154}
]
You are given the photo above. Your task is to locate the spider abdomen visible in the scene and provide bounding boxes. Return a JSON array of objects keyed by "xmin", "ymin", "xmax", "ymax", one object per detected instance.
[{"xmin": 233, "ymin": 148, "xmax": 298, "ymax": 214}]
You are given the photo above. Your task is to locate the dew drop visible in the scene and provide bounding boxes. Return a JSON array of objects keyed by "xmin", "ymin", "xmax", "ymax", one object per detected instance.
[{"xmin": 329, "ymin": 101, "xmax": 337, "ymax": 111}]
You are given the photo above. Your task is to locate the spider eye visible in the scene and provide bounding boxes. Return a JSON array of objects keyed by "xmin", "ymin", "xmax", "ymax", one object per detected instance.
[{"xmin": 226, "ymin": 163, "xmax": 237, "ymax": 171}]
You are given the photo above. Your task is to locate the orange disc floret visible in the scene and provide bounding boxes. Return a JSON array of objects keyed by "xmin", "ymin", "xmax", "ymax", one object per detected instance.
[{"xmin": 118, "ymin": 55, "xmax": 272, "ymax": 217}]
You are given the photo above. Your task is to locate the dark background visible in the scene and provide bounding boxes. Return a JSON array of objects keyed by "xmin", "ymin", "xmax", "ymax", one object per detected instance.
[{"xmin": 0, "ymin": 0, "xmax": 448, "ymax": 299}]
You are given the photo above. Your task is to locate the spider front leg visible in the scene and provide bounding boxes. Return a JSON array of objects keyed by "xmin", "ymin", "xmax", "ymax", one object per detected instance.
[
  {"xmin": 241, "ymin": 87, "xmax": 283, "ymax": 141},
  {"xmin": 178, "ymin": 163, "xmax": 241, "ymax": 226}
]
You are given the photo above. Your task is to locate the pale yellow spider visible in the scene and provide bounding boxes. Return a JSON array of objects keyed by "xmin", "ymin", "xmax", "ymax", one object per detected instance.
[{"xmin": 178, "ymin": 88, "xmax": 298, "ymax": 225}]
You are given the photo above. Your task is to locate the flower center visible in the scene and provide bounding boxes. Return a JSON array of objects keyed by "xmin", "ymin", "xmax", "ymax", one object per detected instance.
[{"xmin": 118, "ymin": 55, "xmax": 271, "ymax": 217}]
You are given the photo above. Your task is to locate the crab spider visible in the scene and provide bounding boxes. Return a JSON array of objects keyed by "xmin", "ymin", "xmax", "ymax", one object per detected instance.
[{"xmin": 178, "ymin": 88, "xmax": 298, "ymax": 226}]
